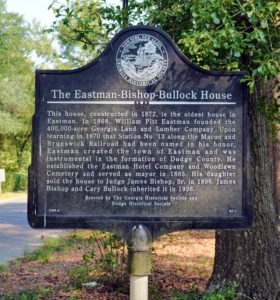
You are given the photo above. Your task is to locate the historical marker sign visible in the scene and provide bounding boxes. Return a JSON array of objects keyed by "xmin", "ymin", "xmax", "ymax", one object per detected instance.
[{"xmin": 28, "ymin": 25, "xmax": 251, "ymax": 237}]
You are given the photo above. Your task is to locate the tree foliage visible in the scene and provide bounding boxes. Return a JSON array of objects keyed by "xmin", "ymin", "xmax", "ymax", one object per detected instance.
[
  {"xmin": 48, "ymin": 0, "xmax": 109, "ymax": 66},
  {"xmin": 48, "ymin": 0, "xmax": 149, "ymax": 66},
  {"xmin": 144, "ymin": 1, "xmax": 279, "ymax": 93},
  {"xmin": 142, "ymin": 0, "xmax": 280, "ymax": 135},
  {"xmin": 51, "ymin": 0, "xmax": 279, "ymax": 122}
]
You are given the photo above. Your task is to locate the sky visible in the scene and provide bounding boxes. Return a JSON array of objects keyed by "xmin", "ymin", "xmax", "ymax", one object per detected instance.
[
  {"xmin": 6, "ymin": 0, "xmax": 56, "ymax": 26},
  {"xmin": 6, "ymin": 0, "xmax": 120, "ymax": 27}
]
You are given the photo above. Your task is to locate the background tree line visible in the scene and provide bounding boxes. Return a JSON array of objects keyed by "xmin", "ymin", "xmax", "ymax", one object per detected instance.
[{"xmin": 0, "ymin": 0, "xmax": 61, "ymax": 191}]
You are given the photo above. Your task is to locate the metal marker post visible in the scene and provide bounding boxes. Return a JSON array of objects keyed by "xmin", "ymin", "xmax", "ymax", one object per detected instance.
[
  {"xmin": 128, "ymin": 225, "xmax": 152, "ymax": 300},
  {"xmin": 122, "ymin": 0, "xmax": 129, "ymax": 28}
]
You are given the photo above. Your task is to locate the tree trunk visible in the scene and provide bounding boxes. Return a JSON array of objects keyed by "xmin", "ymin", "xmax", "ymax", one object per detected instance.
[
  {"xmin": 207, "ymin": 82, "xmax": 280, "ymax": 299},
  {"xmin": 273, "ymin": 76, "xmax": 280, "ymax": 224},
  {"xmin": 272, "ymin": 127, "xmax": 280, "ymax": 225}
]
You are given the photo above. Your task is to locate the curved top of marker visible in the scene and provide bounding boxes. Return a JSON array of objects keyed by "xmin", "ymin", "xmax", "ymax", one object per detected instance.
[{"xmin": 37, "ymin": 25, "xmax": 246, "ymax": 77}]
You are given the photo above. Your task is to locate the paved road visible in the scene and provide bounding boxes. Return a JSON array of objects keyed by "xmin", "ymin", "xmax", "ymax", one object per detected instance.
[{"xmin": 0, "ymin": 195, "xmax": 65, "ymax": 264}]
